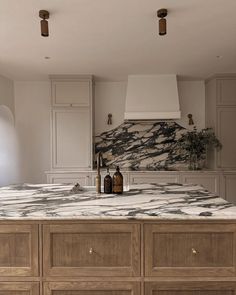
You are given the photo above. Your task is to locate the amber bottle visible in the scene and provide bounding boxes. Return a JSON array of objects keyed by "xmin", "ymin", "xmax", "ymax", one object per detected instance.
[
  {"xmin": 112, "ymin": 166, "xmax": 123, "ymax": 194},
  {"xmin": 104, "ymin": 167, "xmax": 112, "ymax": 194}
]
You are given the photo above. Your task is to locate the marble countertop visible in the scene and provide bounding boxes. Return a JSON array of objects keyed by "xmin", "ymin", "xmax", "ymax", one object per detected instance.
[{"xmin": 0, "ymin": 183, "xmax": 236, "ymax": 220}]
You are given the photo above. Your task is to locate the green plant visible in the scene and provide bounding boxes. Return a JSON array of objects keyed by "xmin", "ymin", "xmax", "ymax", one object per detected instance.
[{"xmin": 177, "ymin": 127, "xmax": 222, "ymax": 169}]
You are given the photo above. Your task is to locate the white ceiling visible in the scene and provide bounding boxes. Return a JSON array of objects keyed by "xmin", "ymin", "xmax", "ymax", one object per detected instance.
[{"xmin": 1, "ymin": 0, "xmax": 236, "ymax": 81}]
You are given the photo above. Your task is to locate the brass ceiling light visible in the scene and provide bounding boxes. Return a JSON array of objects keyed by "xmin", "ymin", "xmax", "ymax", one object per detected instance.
[
  {"xmin": 39, "ymin": 10, "xmax": 50, "ymax": 37},
  {"xmin": 157, "ymin": 8, "xmax": 168, "ymax": 36}
]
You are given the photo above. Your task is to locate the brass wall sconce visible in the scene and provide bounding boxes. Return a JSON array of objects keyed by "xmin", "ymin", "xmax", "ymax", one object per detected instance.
[
  {"xmin": 107, "ymin": 113, "xmax": 112, "ymax": 125},
  {"xmin": 39, "ymin": 10, "xmax": 50, "ymax": 37},
  {"xmin": 157, "ymin": 8, "xmax": 168, "ymax": 36}
]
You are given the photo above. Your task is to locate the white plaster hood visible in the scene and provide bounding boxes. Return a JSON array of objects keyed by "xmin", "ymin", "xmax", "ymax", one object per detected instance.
[{"xmin": 124, "ymin": 74, "xmax": 181, "ymax": 120}]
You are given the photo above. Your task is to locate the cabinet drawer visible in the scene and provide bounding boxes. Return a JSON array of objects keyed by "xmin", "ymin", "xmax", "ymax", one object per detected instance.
[
  {"xmin": 0, "ymin": 224, "xmax": 38, "ymax": 276},
  {"xmin": 145, "ymin": 281, "xmax": 236, "ymax": 295},
  {"xmin": 0, "ymin": 282, "xmax": 39, "ymax": 295},
  {"xmin": 144, "ymin": 223, "xmax": 236, "ymax": 277},
  {"xmin": 43, "ymin": 223, "xmax": 140, "ymax": 276},
  {"xmin": 129, "ymin": 173, "xmax": 179, "ymax": 185},
  {"xmin": 44, "ymin": 282, "xmax": 140, "ymax": 295}
]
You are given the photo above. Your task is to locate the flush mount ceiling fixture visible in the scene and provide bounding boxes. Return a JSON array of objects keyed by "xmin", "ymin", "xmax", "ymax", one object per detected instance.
[
  {"xmin": 157, "ymin": 8, "xmax": 168, "ymax": 36},
  {"xmin": 39, "ymin": 10, "xmax": 50, "ymax": 37}
]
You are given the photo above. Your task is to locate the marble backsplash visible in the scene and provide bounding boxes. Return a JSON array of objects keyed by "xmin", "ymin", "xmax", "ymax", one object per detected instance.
[{"xmin": 95, "ymin": 121, "xmax": 189, "ymax": 170}]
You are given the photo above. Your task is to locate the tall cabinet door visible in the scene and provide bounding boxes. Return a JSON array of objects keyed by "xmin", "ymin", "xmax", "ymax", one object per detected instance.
[
  {"xmin": 216, "ymin": 107, "xmax": 236, "ymax": 169},
  {"xmin": 52, "ymin": 109, "xmax": 92, "ymax": 169}
]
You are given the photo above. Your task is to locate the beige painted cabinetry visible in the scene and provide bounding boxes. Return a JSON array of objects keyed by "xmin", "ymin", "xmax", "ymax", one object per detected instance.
[
  {"xmin": 181, "ymin": 172, "xmax": 220, "ymax": 194},
  {"xmin": 129, "ymin": 172, "xmax": 180, "ymax": 184},
  {"xmin": 206, "ymin": 75, "xmax": 236, "ymax": 169},
  {"xmin": 46, "ymin": 171, "xmax": 91, "ymax": 185},
  {"xmin": 50, "ymin": 75, "xmax": 94, "ymax": 171},
  {"xmin": 1, "ymin": 221, "xmax": 236, "ymax": 294},
  {"xmin": 222, "ymin": 173, "xmax": 236, "ymax": 203}
]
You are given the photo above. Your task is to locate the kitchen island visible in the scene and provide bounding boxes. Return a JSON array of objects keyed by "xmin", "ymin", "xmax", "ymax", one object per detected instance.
[{"xmin": 0, "ymin": 183, "xmax": 236, "ymax": 295}]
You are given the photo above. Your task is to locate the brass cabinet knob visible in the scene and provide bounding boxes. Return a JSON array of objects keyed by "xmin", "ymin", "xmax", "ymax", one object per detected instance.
[
  {"xmin": 191, "ymin": 248, "xmax": 197, "ymax": 255},
  {"xmin": 89, "ymin": 247, "xmax": 94, "ymax": 255}
]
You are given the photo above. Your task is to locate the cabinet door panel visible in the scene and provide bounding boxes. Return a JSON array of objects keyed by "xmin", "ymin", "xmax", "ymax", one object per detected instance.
[
  {"xmin": 145, "ymin": 282, "xmax": 236, "ymax": 295},
  {"xmin": 217, "ymin": 79, "xmax": 236, "ymax": 105},
  {"xmin": 44, "ymin": 282, "xmax": 140, "ymax": 295},
  {"xmin": 52, "ymin": 80, "xmax": 91, "ymax": 107},
  {"xmin": 217, "ymin": 107, "xmax": 236, "ymax": 168},
  {"xmin": 130, "ymin": 173, "xmax": 179, "ymax": 184},
  {"xmin": 181, "ymin": 174, "xmax": 219, "ymax": 194},
  {"xmin": 0, "ymin": 282, "xmax": 39, "ymax": 294},
  {"xmin": 0, "ymin": 225, "xmax": 38, "ymax": 276},
  {"xmin": 47, "ymin": 173, "xmax": 90, "ymax": 185},
  {"xmin": 43, "ymin": 223, "xmax": 140, "ymax": 276},
  {"xmin": 52, "ymin": 109, "xmax": 91, "ymax": 169},
  {"xmin": 144, "ymin": 223, "xmax": 236, "ymax": 277},
  {"xmin": 224, "ymin": 174, "xmax": 236, "ymax": 204}
]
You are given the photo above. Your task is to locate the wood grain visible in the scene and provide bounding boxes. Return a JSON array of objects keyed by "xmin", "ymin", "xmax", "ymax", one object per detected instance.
[{"xmin": 43, "ymin": 223, "xmax": 140, "ymax": 277}]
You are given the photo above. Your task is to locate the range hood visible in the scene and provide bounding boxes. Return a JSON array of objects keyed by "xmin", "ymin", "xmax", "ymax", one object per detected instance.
[{"xmin": 124, "ymin": 74, "xmax": 181, "ymax": 120}]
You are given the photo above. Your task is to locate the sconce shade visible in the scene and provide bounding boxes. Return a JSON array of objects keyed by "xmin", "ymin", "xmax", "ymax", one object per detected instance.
[
  {"xmin": 40, "ymin": 19, "xmax": 49, "ymax": 37},
  {"xmin": 159, "ymin": 18, "xmax": 166, "ymax": 35}
]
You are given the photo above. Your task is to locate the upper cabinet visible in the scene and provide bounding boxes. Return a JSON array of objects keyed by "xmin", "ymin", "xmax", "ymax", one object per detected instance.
[
  {"xmin": 50, "ymin": 75, "xmax": 94, "ymax": 171},
  {"xmin": 206, "ymin": 75, "xmax": 236, "ymax": 169},
  {"xmin": 51, "ymin": 76, "xmax": 92, "ymax": 107},
  {"xmin": 217, "ymin": 78, "xmax": 236, "ymax": 105}
]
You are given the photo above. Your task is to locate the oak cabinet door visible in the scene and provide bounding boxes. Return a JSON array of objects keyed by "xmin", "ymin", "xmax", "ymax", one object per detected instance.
[
  {"xmin": 0, "ymin": 282, "xmax": 39, "ymax": 295},
  {"xmin": 44, "ymin": 282, "xmax": 140, "ymax": 295},
  {"xmin": 144, "ymin": 223, "xmax": 236, "ymax": 277},
  {"xmin": 43, "ymin": 223, "xmax": 140, "ymax": 276},
  {"xmin": 0, "ymin": 224, "xmax": 38, "ymax": 276},
  {"xmin": 145, "ymin": 282, "xmax": 236, "ymax": 295}
]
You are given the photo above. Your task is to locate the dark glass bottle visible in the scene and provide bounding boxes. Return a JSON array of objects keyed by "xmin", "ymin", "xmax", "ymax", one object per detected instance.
[
  {"xmin": 112, "ymin": 166, "xmax": 123, "ymax": 194},
  {"xmin": 104, "ymin": 168, "xmax": 112, "ymax": 194}
]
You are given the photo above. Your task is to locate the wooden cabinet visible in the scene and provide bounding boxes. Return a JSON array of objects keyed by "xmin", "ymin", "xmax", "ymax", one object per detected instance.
[
  {"xmin": 145, "ymin": 282, "xmax": 236, "ymax": 295},
  {"xmin": 206, "ymin": 75, "xmax": 236, "ymax": 169},
  {"xmin": 43, "ymin": 223, "xmax": 140, "ymax": 277},
  {"xmin": 0, "ymin": 282, "xmax": 39, "ymax": 295},
  {"xmin": 144, "ymin": 223, "xmax": 236, "ymax": 277},
  {"xmin": 44, "ymin": 282, "xmax": 140, "ymax": 295},
  {"xmin": 181, "ymin": 172, "xmax": 220, "ymax": 194},
  {"xmin": 3, "ymin": 220, "xmax": 236, "ymax": 294},
  {"xmin": 129, "ymin": 172, "xmax": 179, "ymax": 185},
  {"xmin": 0, "ymin": 224, "xmax": 38, "ymax": 276}
]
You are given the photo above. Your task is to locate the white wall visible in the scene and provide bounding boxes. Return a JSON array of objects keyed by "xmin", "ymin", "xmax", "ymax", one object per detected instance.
[
  {"xmin": 14, "ymin": 81, "xmax": 51, "ymax": 183},
  {"xmin": 0, "ymin": 106, "xmax": 19, "ymax": 185},
  {"xmin": 0, "ymin": 75, "xmax": 14, "ymax": 115},
  {"xmin": 0, "ymin": 75, "xmax": 19, "ymax": 185},
  {"xmin": 177, "ymin": 80, "xmax": 205, "ymax": 130},
  {"xmin": 95, "ymin": 82, "xmax": 127, "ymax": 134},
  {"xmin": 12, "ymin": 79, "xmax": 205, "ymax": 183},
  {"xmin": 95, "ymin": 80, "xmax": 206, "ymax": 133}
]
